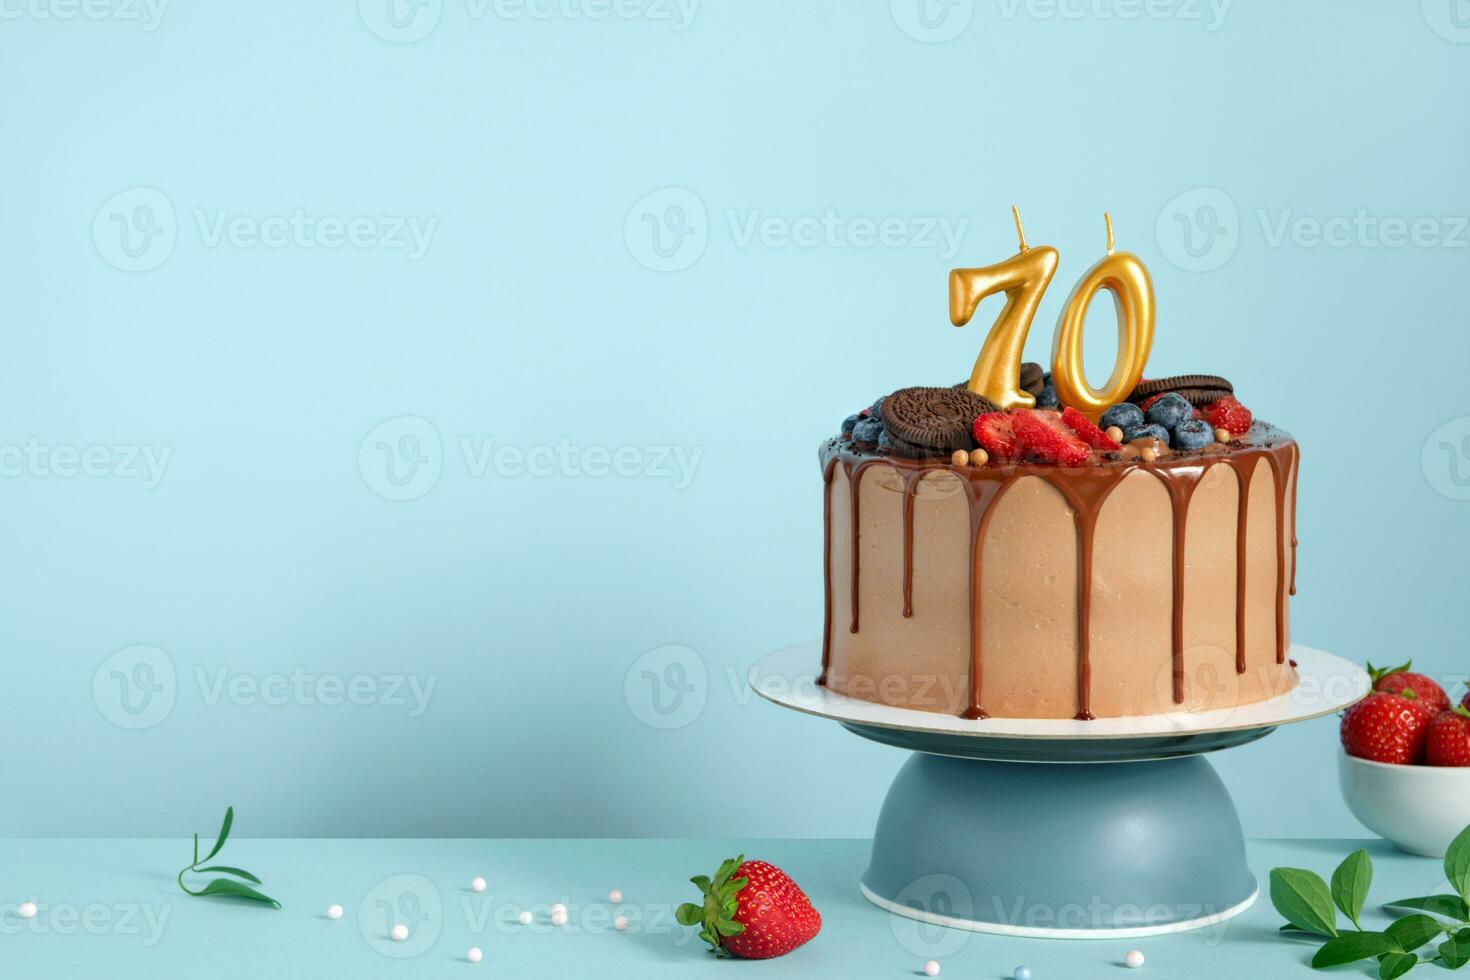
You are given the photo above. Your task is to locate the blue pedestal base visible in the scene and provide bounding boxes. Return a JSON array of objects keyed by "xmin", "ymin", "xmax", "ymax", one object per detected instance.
[{"xmin": 861, "ymin": 753, "xmax": 1258, "ymax": 938}]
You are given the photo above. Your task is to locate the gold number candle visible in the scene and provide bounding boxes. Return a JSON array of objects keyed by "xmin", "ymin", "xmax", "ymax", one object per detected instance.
[
  {"xmin": 949, "ymin": 207, "xmax": 1058, "ymax": 409},
  {"xmin": 1050, "ymin": 213, "xmax": 1156, "ymax": 421}
]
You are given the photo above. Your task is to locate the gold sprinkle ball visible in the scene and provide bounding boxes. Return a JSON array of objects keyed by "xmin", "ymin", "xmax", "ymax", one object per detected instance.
[
  {"xmin": 1105, "ymin": 425, "xmax": 1125, "ymax": 443},
  {"xmin": 1140, "ymin": 447, "xmax": 1158, "ymax": 463},
  {"xmin": 1214, "ymin": 427, "xmax": 1231, "ymax": 443},
  {"xmin": 951, "ymin": 449, "xmax": 970, "ymax": 467},
  {"xmin": 971, "ymin": 448, "xmax": 989, "ymax": 466}
]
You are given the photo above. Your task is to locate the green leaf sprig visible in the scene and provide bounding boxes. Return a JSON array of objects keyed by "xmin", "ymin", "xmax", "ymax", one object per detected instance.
[
  {"xmin": 1272, "ymin": 824, "xmax": 1470, "ymax": 977},
  {"xmin": 176, "ymin": 806, "xmax": 281, "ymax": 909},
  {"xmin": 676, "ymin": 854, "xmax": 748, "ymax": 957}
]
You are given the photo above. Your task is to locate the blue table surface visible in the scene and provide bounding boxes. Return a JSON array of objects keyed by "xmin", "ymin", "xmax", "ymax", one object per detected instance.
[{"xmin": 0, "ymin": 837, "xmax": 1449, "ymax": 977}]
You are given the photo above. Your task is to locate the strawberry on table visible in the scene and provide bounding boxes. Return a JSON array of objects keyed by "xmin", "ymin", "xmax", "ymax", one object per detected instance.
[
  {"xmin": 1426, "ymin": 707, "xmax": 1470, "ymax": 766},
  {"xmin": 1340, "ymin": 691, "xmax": 1435, "ymax": 764},
  {"xmin": 1368, "ymin": 659, "xmax": 1450, "ymax": 714},
  {"xmin": 677, "ymin": 855, "xmax": 821, "ymax": 959}
]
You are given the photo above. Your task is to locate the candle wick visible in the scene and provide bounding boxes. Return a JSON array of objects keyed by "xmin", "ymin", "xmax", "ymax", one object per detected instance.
[
  {"xmin": 1104, "ymin": 211, "xmax": 1115, "ymax": 254},
  {"xmin": 1011, "ymin": 204, "xmax": 1028, "ymax": 252}
]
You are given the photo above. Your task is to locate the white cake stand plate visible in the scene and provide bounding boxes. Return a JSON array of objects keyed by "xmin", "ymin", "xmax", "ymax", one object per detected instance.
[{"xmin": 751, "ymin": 643, "xmax": 1368, "ymax": 939}]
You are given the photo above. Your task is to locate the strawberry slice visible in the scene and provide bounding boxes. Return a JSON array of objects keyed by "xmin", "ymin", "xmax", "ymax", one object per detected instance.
[
  {"xmin": 972, "ymin": 412, "xmax": 1017, "ymax": 460},
  {"xmin": 1012, "ymin": 409, "xmax": 1091, "ymax": 466},
  {"xmin": 1204, "ymin": 396, "xmax": 1252, "ymax": 435},
  {"xmin": 1062, "ymin": 407, "xmax": 1121, "ymax": 450}
]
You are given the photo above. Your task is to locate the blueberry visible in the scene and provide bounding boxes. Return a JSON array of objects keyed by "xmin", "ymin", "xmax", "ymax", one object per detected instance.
[
  {"xmin": 877, "ymin": 430, "xmax": 893, "ymax": 452},
  {"xmin": 1145, "ymin": 392, "xmax": 1192, "ymax": 430},
  {"xmin": 1100, "ymin": 402, "xmax": 1145, "ymax": 432},
  {"xmin": 852, "ymin": 417, "xmax": 883, "ymax": 444},
  {"xmin": 1036, "ymin": 383, "xmax": 1059, "ymax": 410},
  {"xmin": 869, "ymin": 397, "xmax": 885, "ymax": 422},
  {"xmin": 1172, "ymin": 418, "xmax": 1213, "ymax": 451},
  {"xmin": 841, "ymin": 413, "xmax": 860, "ymax": 436},
  {"xmin": 1124, "ymin": 423, "xmax": 1171, "ymax": 446}
]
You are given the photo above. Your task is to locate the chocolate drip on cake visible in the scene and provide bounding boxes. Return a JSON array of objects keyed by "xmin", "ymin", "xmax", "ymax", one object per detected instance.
[{"xmin": 818, "ymin": 426, "xmax": 1299, "ymax": 719}]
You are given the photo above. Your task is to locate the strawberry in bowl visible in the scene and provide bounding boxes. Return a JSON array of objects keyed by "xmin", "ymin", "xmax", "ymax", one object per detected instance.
[{"xmin": 1340, "ymin": 663, "xmax": 1470, "ymax": 856}]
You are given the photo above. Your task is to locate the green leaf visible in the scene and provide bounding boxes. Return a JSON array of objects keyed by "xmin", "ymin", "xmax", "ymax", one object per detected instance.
[
  {"xmin": 689, "ymin": 875, "xmax": 711, "ymax": 891},
  {"xmin": 1447, "ymin": 826, "xmax": 1470, "ymax": 904},
  {"xmin": 1332, "ymin": 849, "xmax": 1373, "ymax": 928},
  {"xmin": 1270, "ymin": 867, "xmax": 1339, "ymax": 937},
  {"xmin": 1383, "ymin": 895, "xmax": 1470, "ymax": 920},
  {"xmin": 1368, "ymin": 660, "xmax": 1413, "ymax": 684},
  {"xmin": 1378, "ymin": 951, "xmax": 1417, "ymax": 980},
  {"xmin": 713, "ymin": 918, "xmax": 745, "ymax": 937},
  {"xmin": 675, "ymin": 903, "xmax": 702, "ymax": 927},
  {"xmin": 194, "ymin": 865, "xmax": 261, "ymax": 884},
  {"xmin": 1385, "ymin": 914, "xmax": 1443, "ymax": 952},
  {"xmin": 1441, "ymin": 931, "xmax": 1470, "ymax": 969},
  {"xmin": 194, "ymin": 877, "xmax": 280, "ymax": 909},
  {"xmin": 1311, "ymin": 932, "xmax": 1402, "ymax": 968},
  {"xmin": 202, "ymin": 806, "xmax": 234, "ymax": 864},
  {"xmin": 192, "ymin": 833, "xmax": 199, "ymax": 867}
]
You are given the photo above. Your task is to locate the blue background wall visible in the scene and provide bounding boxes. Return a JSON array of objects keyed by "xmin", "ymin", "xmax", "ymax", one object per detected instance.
[{"xmin": 1, "ymin": 1, "xmax": 1466, "ymax": 838}]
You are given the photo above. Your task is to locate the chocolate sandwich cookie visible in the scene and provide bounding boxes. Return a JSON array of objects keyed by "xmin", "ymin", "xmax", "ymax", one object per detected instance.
[
  {"xmin": 883, "ymin": 386, "xmax": 996, "ymax": 454},
  {"xmin": 1127, "ymin": 374, "xmax": 1233, "ymax": 408},
  {"xmin": 1019, "ymin": 361, "xmax": 1045, "ymax": 397}
]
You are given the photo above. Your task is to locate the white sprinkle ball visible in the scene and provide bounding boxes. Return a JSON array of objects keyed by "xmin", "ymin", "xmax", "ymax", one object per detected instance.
[
  {"xmin": 551, "ymin": 909, "xmax": 568, "ymax": 927},
  {"xmin": 467, "ymin": 947, "xmax": 483, "ymax": 963},
  {"xmin": 614, "ymin": 916, "xmax": 628, "ymax": 932},
  {"xmin": 326, "ymin": 904, "xmax": 343, "ymax": 920},
  {"xmin": 18, "ymin": 902, "xmax": 38, "ymax": 920},
  {"xmin": 924, "ymin": 961, "xmax": 941, "ymax": 977},
  {"xmin": 1125, "ymin": 949, "xmax": 1145, "ymax": 968},
  {"xmin": 608, "ymin": 889, "xmax": 623, "ymax": 904},
  {"xmin": 550, "ymin": 902, "xmax": 566, "ymax": 916},
  {"xmin": 390, "ymin": 923, "xmax": 409, "ymax": 942},
  {"xmin": 471, "ymin": 876, "xmax": 486, "ymax": 893},
  {"xmin": 517, "ymin": 910, "xmax": 533, "ymax": 926}
]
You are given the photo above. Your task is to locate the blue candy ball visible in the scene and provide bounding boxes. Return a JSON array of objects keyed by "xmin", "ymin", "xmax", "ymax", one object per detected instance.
[
  {"xmin": 1144, "ymin": 392, "xmax": 1192, "ymax": 430},
  {"xmin": 1124, "ymin": 423, "xmax": 1171, "ymax": 447},
  {"xmin": 841, "ymin": 413, "xmax": 860, "ymax": 436},
  {"xmin": 1172, "ymin": 418, "xmax": 1214, "ymax": 451},
  {"xmin": 852, "ymin": 418, "xmax": 883, "ymax": 444},
  {"xmin": 1100, "ymin": 402, "xmax": 1145, "ymax": 432},
  {"xmin": 1014, "ymin": 967, "xmax": 1033, "ymax": 980}
]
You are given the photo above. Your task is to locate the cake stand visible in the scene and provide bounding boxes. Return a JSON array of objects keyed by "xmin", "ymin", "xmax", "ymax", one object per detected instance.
[{"xmin": 750, "ymin": 643, "xmax": 1368, "ymax": 939}]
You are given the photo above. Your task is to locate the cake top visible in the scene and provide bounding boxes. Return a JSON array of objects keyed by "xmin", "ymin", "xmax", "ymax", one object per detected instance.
[{"xmin": 834, "ymin": 372, "xmax": 1282, "ymax": 469}]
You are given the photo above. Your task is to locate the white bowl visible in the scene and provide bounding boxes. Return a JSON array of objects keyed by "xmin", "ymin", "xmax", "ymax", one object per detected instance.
[{"xmin": 1339, "ymin": 750, "xmax": 1470, "ymax": 857}]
